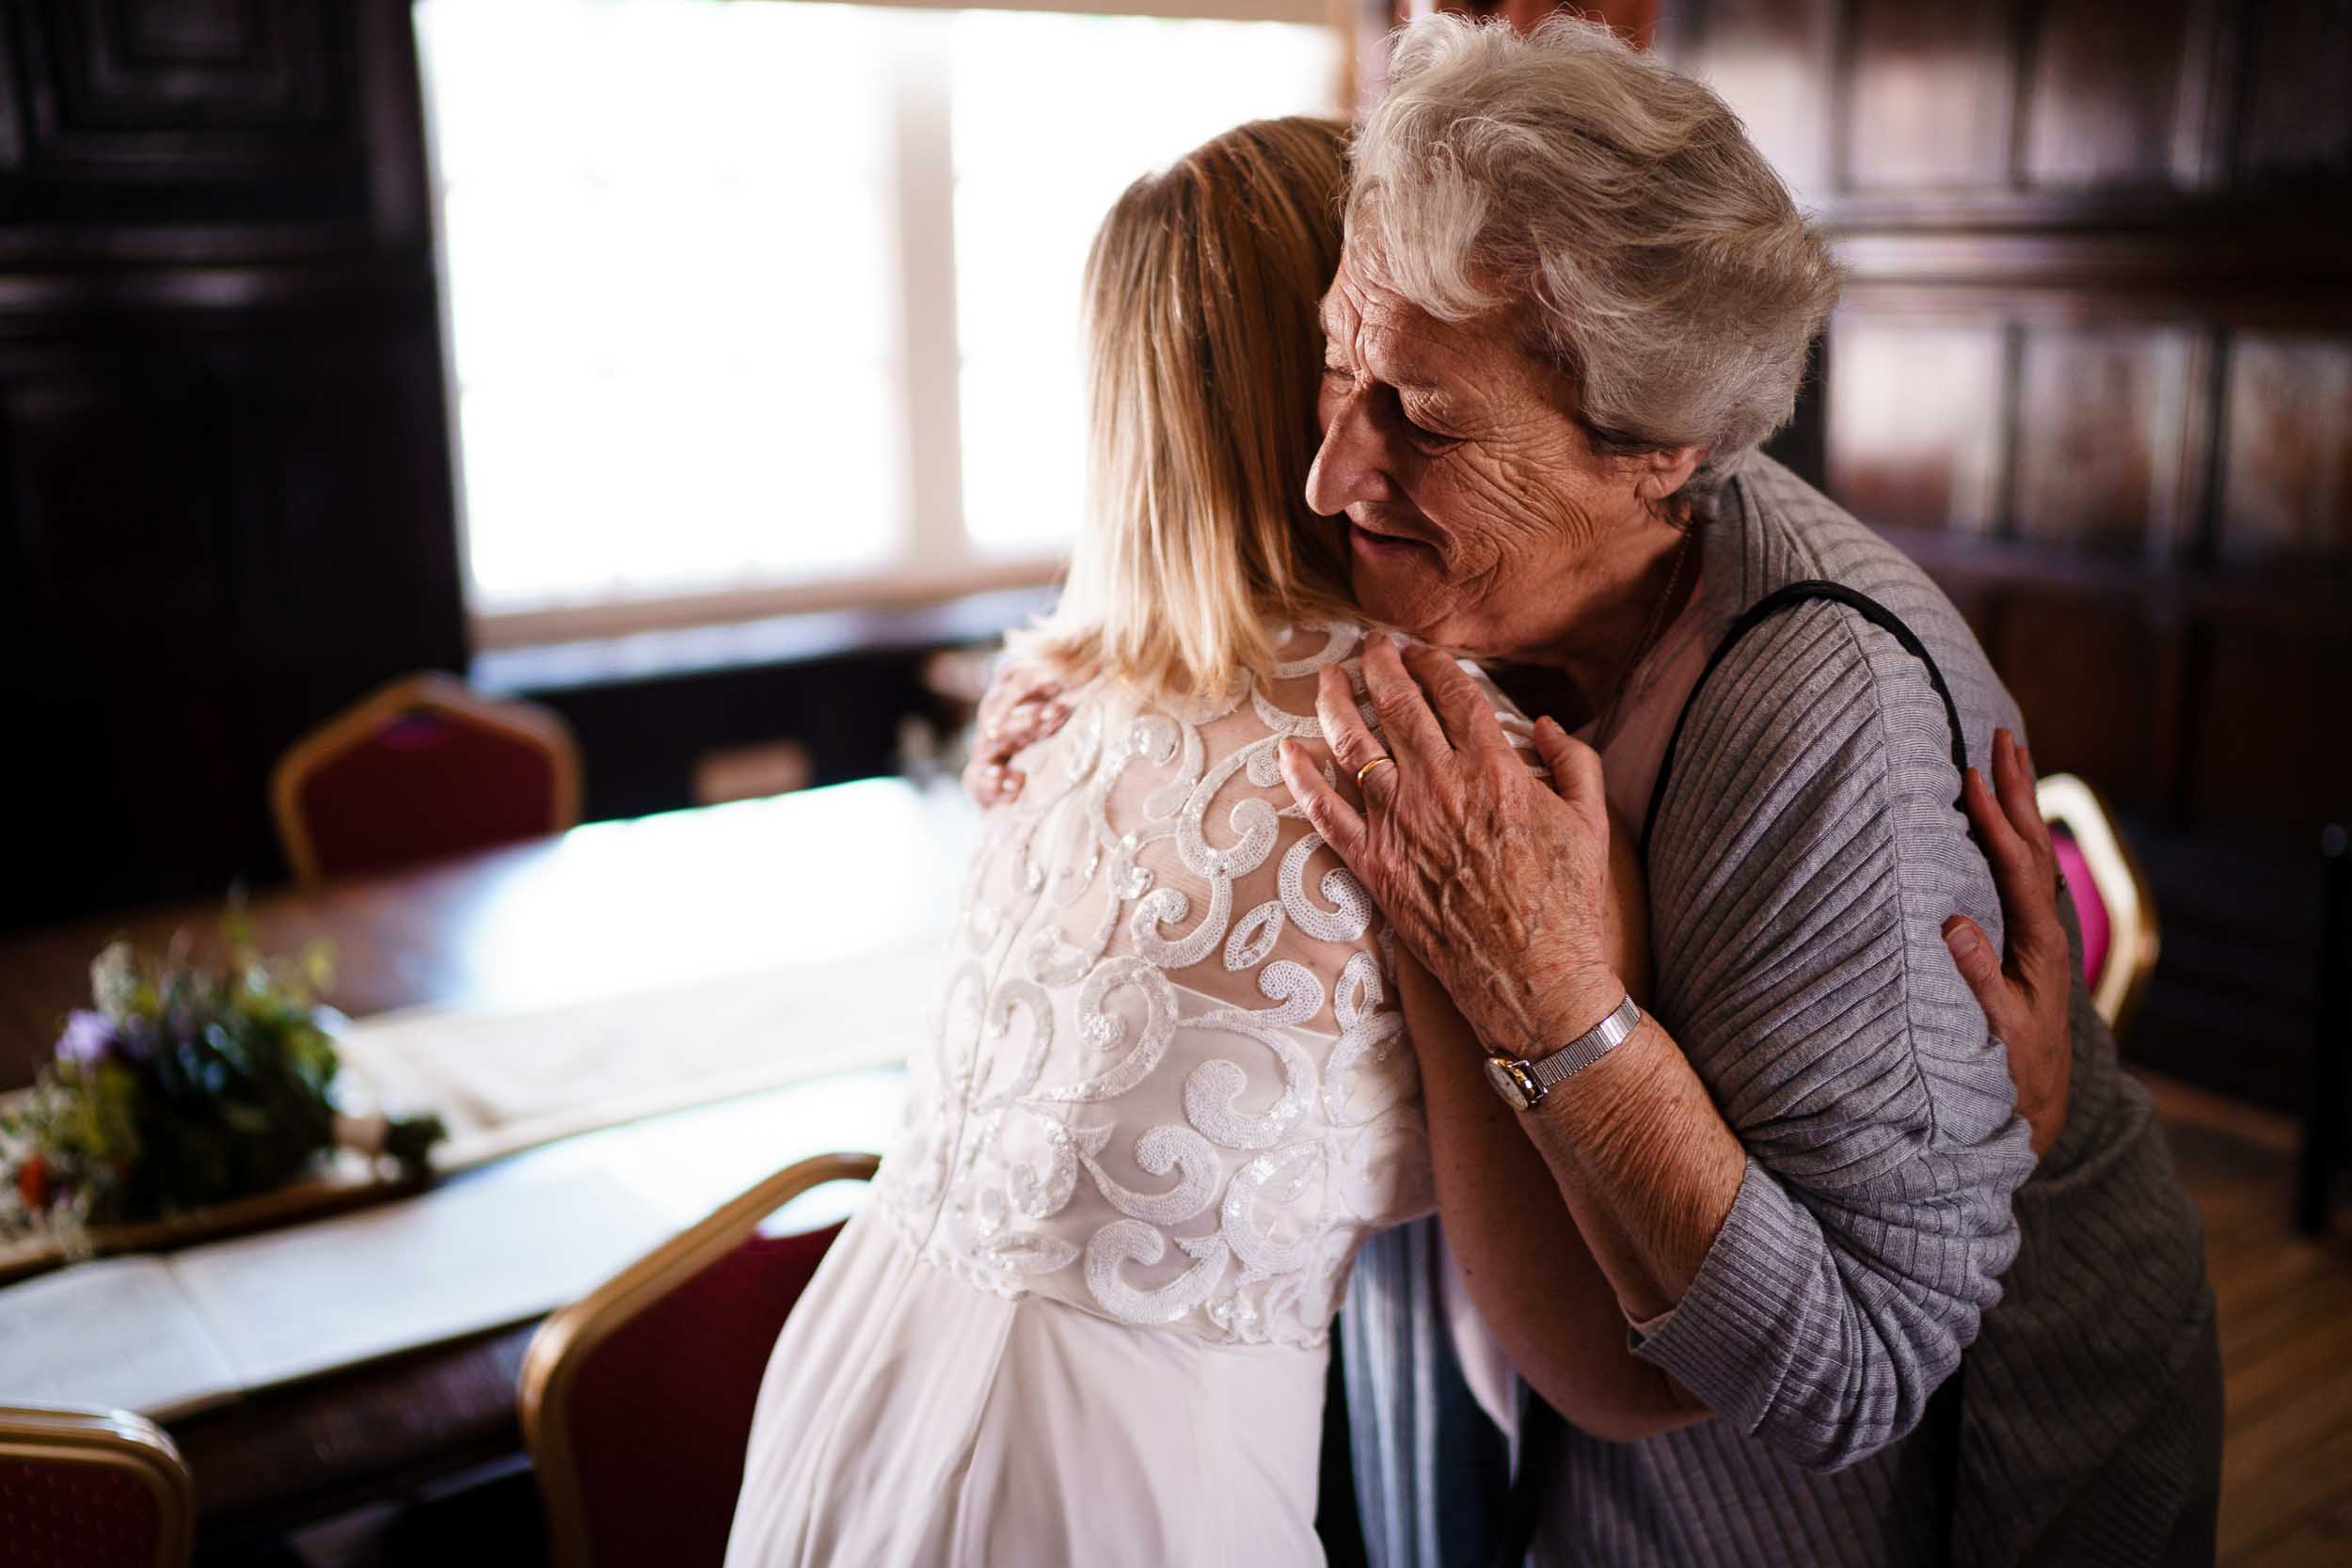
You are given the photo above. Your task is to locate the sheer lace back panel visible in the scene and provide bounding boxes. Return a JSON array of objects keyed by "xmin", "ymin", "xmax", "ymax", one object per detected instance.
[{"xmin": 874, "ymin": 623, "xmax": 1539, "ymax": 1348}]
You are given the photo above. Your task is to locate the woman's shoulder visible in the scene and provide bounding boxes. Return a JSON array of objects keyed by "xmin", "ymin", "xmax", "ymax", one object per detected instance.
[
  {"xmin": 1053, "ymin": 617, "xmax": 1531, "ymax": 768},
  {"xmin": 1697, "ymin": 457, "xmax": 2021, "ymax": 769}
]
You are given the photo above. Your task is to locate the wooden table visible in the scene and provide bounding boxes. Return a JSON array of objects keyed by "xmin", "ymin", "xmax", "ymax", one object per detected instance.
[
  {"xmin": 2, "ymin": 776, "xmax": 977, "ymax": 1089},
  {"xmin": 0, "ymin": 779, "xmax": 974, "ymax": 1555}
]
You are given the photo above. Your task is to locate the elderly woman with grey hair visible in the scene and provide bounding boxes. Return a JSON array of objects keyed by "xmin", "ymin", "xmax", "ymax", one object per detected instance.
[
  {"xmin": 1291, "ymin": 19, "xmax": 2217, "ymax": 1568},
  {"xmin": 977, "ymin": 16, "xmax": 2218, "ymax": 1567}
]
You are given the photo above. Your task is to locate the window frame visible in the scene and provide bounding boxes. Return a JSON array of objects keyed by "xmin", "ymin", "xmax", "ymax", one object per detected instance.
[{"xmin": 421, "ymin": 0, "xmax": 1344, "ymax": 653}]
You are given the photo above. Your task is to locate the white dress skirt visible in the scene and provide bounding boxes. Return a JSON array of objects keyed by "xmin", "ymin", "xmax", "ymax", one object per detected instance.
[
  {"xmin": 723, "ymin": 626, "xmax": 1543, "ymax": 1567},
  {"xmin": 722, "ymin": 1206, "xmax": 1330, "ymax": 1565}
]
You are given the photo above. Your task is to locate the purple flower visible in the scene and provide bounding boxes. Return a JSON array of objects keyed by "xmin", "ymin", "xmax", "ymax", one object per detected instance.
[
  {"xmin": 118, "ymin": 1016, "xmax": 157, "ymax": 1063},
  {"xmin": 56, "ymin": 1010, "xmax": 119, "ymax": 1067}
]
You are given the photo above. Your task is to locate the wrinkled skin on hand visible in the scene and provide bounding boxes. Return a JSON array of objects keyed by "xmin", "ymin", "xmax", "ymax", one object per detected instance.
[
  {"xmin": 960, "ymin": 661, "xmax": 1067, "ymax": 808},
  {"xmin": 1276, "ymin": 635, "xmax": 1630, "ymax": 1058},
  {"xmin": 1943, "ymin": 727, "xmax": 2076, "ymax": 1157}
]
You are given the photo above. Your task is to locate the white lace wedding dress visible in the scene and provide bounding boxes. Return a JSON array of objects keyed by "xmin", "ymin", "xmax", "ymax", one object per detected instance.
[{"xmin": 723, "ymin": 623, "xmax": 1534, "ymax": 1567}]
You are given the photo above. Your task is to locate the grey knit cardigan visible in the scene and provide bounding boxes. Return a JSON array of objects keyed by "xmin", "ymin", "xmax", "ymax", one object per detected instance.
[{"xmin": 1343, "ymin": 453, "xmax": 2218, "ymax": 1568}]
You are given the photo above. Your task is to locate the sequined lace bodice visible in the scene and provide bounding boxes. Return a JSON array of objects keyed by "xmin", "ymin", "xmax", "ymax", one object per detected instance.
[{"xmin": 872, "ymin": 623, "xmax": 1535, "ymax": 1349}]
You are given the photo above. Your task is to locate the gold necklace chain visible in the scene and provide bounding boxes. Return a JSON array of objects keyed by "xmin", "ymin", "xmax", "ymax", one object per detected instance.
[{"xmin": 1592, "ymin": 524, "xmax": 1694, "ymax": 752}]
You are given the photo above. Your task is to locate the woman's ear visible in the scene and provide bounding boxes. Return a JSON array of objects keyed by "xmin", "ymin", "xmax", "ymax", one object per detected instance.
[{"xmin": 1632, "ymin": 445, "xmax": 1707, "ymax": 502}]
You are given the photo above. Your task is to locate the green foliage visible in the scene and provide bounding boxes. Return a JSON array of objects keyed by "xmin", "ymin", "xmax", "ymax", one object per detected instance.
[{"xmin": 1, "ymin": 915, "xmax": 445, "ymax": 1255}]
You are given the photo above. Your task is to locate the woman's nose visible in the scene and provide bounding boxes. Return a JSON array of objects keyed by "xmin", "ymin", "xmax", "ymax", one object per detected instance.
[{"xmin": 1306, "ymin": 388, "xmax": 1397, "ymax": 517}]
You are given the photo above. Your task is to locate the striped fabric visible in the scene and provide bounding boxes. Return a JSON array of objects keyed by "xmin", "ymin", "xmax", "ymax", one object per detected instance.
[{"xmin": 1344, "ymin": 454, "xmax": 2219, "ymax": 1568}]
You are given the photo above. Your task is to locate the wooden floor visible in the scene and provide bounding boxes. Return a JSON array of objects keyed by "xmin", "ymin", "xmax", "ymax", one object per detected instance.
[{"xmin": 2151, "ymin": 1077, "xmax": 2352, "ymax": 1566}]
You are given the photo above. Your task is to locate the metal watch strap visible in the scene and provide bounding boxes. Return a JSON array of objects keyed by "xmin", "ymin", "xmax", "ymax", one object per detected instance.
[{"xmin": 1527, "ymin": 993, "xmax": 1642, "ymax": 1094}]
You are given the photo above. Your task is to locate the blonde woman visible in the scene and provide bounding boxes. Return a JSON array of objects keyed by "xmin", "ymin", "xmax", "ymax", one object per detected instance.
[{"xmin": 722, "ymin": 115, "xmax": 1659, "ymax": 1567}]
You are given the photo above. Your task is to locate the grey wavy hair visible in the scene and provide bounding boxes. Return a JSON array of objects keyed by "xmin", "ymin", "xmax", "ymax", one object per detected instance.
[{"xmin": 1346, "ymin": 14, "xmax": 1842, "ymax": 482}]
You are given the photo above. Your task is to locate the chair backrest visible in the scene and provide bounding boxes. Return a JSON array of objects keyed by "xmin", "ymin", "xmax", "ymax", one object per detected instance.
[
  {"xmin": 270, "ymin": 672, "xmax": 582, "ymax": 884},
  {"xmin": 0, "ymin": 1404, "xmax": 193, "ymax": 1568},
  {"xmin": 519, "ymin": 1151, "xmax": 880, "ymax": 1568},
  {"xmin": 2036, "ymin": 772, "xmax": 2161, "ymax": 1037}
]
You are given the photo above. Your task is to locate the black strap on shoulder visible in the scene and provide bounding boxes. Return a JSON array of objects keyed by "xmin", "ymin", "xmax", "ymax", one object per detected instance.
[
  {"xmin": 1638, "ymin": 578, "xmax": 1971, "ymax": 864},
  {"xmin": 1491, "ymin": 578, "xmax": 1975, "ymax": 1568}
]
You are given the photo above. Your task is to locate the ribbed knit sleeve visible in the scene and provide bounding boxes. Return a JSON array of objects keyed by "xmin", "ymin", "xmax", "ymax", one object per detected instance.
[
  {"xmin": 1343, "ymin": 457, "xmax": 2216, "ymax": 1568},
  {"xmin": 1628, "ymin": 595, "xmax": 2039, "ymax": 1472}
]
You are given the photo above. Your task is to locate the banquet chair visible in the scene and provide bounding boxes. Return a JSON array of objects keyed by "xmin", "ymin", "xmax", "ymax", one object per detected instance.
[
  {"xmin": 270, "ymin": 671, "xmax": 582, "ymax": 884},
  {"xmin": 2036, "ymin": 772, "xmax": 2161, "ymax": 1038},
  {"xmin": 519, "ymin": 1150, "xmax": 880, "ymax": 1568},
  {"xmin": 0, "ymin": 1403, "xmax": 194, "ymax": 1568}
]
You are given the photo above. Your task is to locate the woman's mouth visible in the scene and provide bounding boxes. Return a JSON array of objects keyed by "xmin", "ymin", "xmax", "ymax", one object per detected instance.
[{"xmin": 1347, "ymin": 520, "xmax": 1438, "ymax": 560}]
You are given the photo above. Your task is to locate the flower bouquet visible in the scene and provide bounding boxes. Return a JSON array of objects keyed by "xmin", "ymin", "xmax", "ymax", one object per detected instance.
[{"xmin": 0, "ymin": 918, "xmax": 446, "ymax": 1260}]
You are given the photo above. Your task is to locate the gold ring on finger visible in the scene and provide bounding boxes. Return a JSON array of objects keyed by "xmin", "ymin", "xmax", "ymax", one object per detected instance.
[{"xmin": 1356, "ymin": 754, "xmax": 1396, "ymax": 790}]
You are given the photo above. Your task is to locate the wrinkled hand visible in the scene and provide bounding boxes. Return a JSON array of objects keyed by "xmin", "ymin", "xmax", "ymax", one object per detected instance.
[
  {"xmin": 961, "ymin": 660, "xmax": 1070, "ymax": 808},
  {"xmin": 1276, "ymin": 637, "xmax": 1625, "ymax": 1059},
  {"xmin": 1942, "ymin": 728, "xmax": 2074, "ymax": 1158}
]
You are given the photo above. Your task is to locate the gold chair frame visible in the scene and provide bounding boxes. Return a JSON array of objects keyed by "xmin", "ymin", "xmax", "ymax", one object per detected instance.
[
  {"xmin": 269, "ymin": 671, "xmax": 584, "ymax": 886},
  {"xmin": 0, "ymin": 1403, "xmax": 195, "ymax": 1568},
  {"xmin": 517, "ymin": 1150, "xmax": 880, "ymax": 1568},
  {"xmin": 2037, "ymin": 771, "xmax": 2162, "ymax": 1038}
]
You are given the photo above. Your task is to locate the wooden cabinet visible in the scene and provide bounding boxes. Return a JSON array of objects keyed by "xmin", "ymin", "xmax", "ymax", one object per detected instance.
[{"xmin": 0, "ymin": 0, "xmax": 465, "ymax": 928}]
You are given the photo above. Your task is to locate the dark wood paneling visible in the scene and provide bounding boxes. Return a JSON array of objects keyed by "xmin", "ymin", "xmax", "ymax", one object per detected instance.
[
  {"xmin": 1, "ymin": 349, "xmax": 235, "ymax": 658},
  {"xmin": 120, "ymin": 1, "xmax": 257, "ymax": 66},
  {"xmin": 223, "ymin": 329, "xmax": 464, "ymax": 671},
  {"xmin": 0, "ymin": 0, "xmax": 428, "ymax": 259},
  {"xmin": 2020, "ymin": 0, "xmax": 2201, "ymax": 188},
  {"xmin": 1990, "ymin": 596, "xmax": 2169, "ymax": 800},
  {"xmin": 0, "ymin": 321, "xmax": 467, "ymax": 920},
  {"xmin": 1846, "ymin": 0, "xmax": 2010, "ymax": 190},
  {"xmin": 2012, "ymin": 325, "xmax": 2200, "ymax": 555},
  {"xmin": 2187, "ymin": 623, "xmax": 2352, "ymax": 833},
  {"xmin": 39, "ymin": 0, "xmax": 336, "ymax": 136},
  {"xmin": 2235, "ymin": 0, "xmax": 2352, "ymax": 184},
  {"xmin": 1676, "ymin": 0, "xmax": 1835, "ymax": 197},
  {"xmin": 0, "ymin": 0, "xmax": 465, "ymax": 928},
  {"xmin": 2218, "ymin": 333, "xmax": 2352, "ymax": 563},
  {"xmin": 2127, "ymin": 825, "xmax": 2324, "ymax": 1107},
  {"xmin": 1824, "ymin": 316, "xmax": 2005, "ymax": 531}
]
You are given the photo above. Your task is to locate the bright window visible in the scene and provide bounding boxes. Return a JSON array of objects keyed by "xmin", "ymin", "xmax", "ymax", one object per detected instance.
[{"xmin": 415, "ymin": 0, "xmax": 1339, "ymax": 643}]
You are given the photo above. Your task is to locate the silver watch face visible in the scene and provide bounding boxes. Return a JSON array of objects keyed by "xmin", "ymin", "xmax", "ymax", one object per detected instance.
[{"xmin": 1485, "ymin": 1055, "xmax": 1534, "ymax": 1111}]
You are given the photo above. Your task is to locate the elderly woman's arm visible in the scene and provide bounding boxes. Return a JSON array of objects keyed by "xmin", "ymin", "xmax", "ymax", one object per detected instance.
[
  {"xmin": 1398, "ymin": 794, "xmax": 1715, "ymax": 1439},
  {"xmin": 1402, "ymin": 955, "xmax": 1709, "ymax": 1438},
  {"xmin": 1416, "ymin": 743, "xmax": 2067, "ymax": 1444},
  {"xmin": 1281, "ymin": 634, "xmax": 2036, "ymax": 1472}
]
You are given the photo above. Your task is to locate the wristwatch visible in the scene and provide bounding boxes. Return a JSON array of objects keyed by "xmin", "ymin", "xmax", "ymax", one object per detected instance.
[{"xmin": 1484, "ymin": 993, "xmax": 1643, "ymax": 1111}]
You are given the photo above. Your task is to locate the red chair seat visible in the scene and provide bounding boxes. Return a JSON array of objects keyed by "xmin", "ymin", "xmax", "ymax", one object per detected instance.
[
  {"xmin": 0, "ymin": 1461, "xmax": 162, "ymax": 1568},
  {"xmin": 0, "ymin": 1406, "xmax": 191, "ymax": 1568},
  {"xmin": 271, "ymin": 672, "xmax": 580, "ymax": 883},
  {"xmin": 559, "ymin": 1221, "xmax": 846, "ymax": 1566}
]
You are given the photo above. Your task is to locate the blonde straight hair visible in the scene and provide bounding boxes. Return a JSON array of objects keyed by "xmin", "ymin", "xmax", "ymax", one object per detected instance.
[{"xmin": 1020, "ymin": 116, "xmax": 1361, "ymax": 703}]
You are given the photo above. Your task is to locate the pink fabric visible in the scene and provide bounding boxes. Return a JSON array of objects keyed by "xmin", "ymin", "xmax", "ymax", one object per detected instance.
[
  {"xmin": 2051, "ymin": 828, "xmax": 2110, "ymax": 991},
  {"xmin": 1570, "ymin": 566, "xmax": 1711, "ymax": 832}
]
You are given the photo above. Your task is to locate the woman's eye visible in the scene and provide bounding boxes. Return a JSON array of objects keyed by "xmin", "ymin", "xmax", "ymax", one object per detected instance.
[{"xmin": 1400, "ymin": 404, "xmax": 1459, "ymax": 448}]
